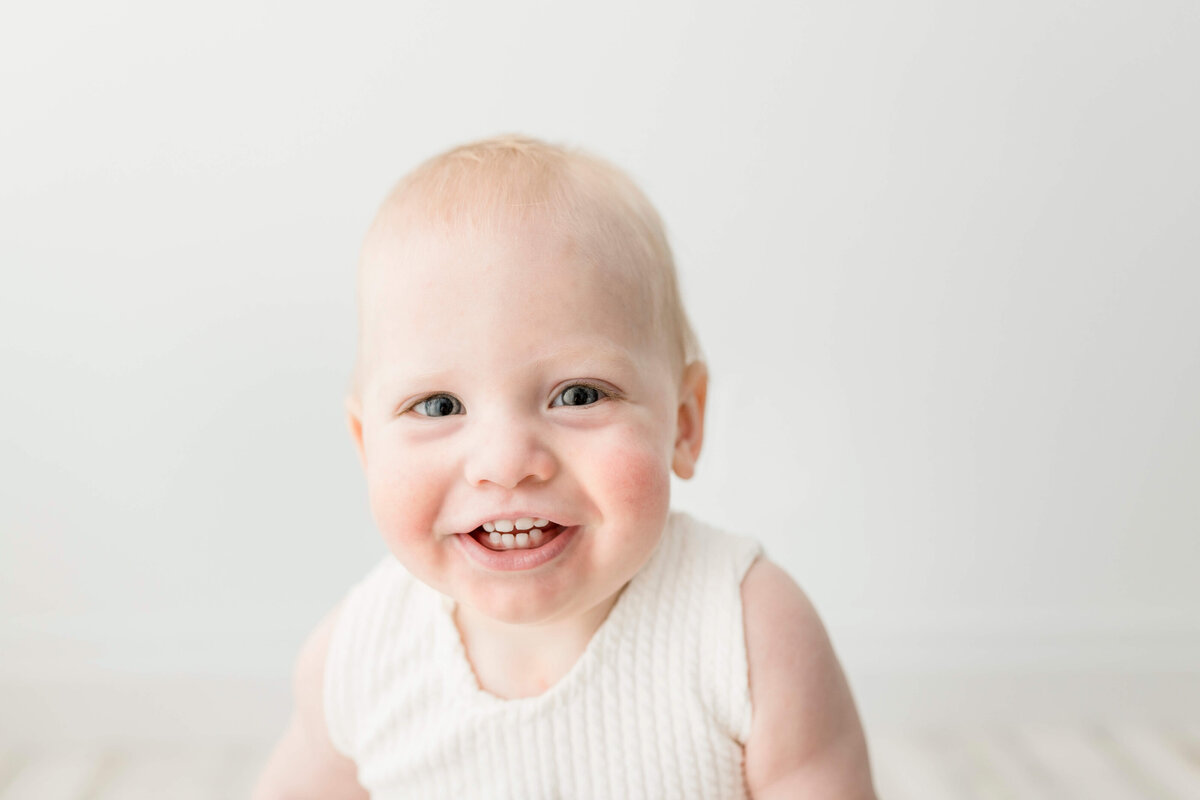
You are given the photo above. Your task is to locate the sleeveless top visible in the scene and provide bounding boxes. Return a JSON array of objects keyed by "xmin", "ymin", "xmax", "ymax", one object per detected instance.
[{"xmin": 324, "ymin": 510, "xmax": 763, "ymax": 799}]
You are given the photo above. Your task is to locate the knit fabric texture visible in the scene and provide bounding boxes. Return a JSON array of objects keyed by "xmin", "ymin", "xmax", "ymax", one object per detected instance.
[{"xmin": 324, "ymin": 510, "xmax": 763, "ymax": 799}]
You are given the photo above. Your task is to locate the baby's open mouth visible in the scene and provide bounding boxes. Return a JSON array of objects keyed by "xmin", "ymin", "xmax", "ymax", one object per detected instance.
[{"xmin": 467, "ymin": 517, "xmax": 567, "ymax": 551}]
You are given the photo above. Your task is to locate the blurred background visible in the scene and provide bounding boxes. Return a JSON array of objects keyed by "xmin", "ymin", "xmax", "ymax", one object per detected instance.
[{"xmin": 2, "ymin": 0, "xmax": 1197, "ymax": 796}]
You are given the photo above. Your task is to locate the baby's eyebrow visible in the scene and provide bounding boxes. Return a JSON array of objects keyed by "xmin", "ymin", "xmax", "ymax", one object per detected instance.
[
  {"xmin": 376, "ymin": 349, "xmax": 637, "ymax": 393},
  {"xmin": 530, "ymin": 342, "xmax": 638, "ymax": 371},
  {"xmin": 373, "ymin": 367, "xmax": 456, "ymax": 398}
]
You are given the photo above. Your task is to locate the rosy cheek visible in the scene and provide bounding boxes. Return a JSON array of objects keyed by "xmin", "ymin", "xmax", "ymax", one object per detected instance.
[
  {"xmin": 592, "ymin": 431, "xmax": 672, "ymax": 519},
  {"xmin": 364, "ymin": 453, "xmax": 437, "ymax": 544}
]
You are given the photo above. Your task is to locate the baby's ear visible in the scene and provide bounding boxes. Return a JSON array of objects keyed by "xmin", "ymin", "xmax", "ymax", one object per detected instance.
[
  {"xmin": 672, "ymin": 361, "xmax": 708, "ymax": 480},
  {"xmin": 345, "ymin": 395, "xmax": 367, "ymax": 470}
]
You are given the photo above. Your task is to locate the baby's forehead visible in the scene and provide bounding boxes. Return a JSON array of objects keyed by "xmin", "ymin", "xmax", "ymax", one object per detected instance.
[{"xmin": 367, "ymin": 221, "xmax": 655, "ymax": 333}]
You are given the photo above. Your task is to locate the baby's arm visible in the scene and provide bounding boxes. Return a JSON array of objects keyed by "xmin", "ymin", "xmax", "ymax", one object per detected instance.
[
  {"xmin": 741, "ymin": 559, "xmax": 877, "ymax": 799},
  {"xmin": 252, "ymin": 605, "xmax": 369, "ymax": 800}
]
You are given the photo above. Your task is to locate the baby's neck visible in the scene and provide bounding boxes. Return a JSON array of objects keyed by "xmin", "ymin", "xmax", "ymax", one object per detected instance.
[{"xmin": 453, "ymin": 591, "xmax": 622, "ymax": 700}]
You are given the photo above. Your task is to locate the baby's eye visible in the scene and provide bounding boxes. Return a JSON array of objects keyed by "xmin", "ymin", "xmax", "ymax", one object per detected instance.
[
  {"xmin": 412, "ymin": 394, "xmax": 463, "ymax": 417},
  {"xmin": 552, "ymin": 384, "xmax": 604, "ymax": 408}
]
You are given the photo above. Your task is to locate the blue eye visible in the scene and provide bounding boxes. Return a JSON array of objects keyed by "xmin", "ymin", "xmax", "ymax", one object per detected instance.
[
  {"xmin": 553, "ymin": 384, "xmax": 603, "ymax": 407},
  {"xmin": 413, "ymin": 394, "xmax": 463, "ymax": 417}
]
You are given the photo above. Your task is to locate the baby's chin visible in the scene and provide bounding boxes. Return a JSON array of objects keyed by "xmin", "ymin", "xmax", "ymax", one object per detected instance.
[
  {"xmin": 459, "ymin": 599, "xmax": 557, "ymax": 628},
  {"xmin": 453, "ymin": 579, "xmax": 592, "ymax": 628}
]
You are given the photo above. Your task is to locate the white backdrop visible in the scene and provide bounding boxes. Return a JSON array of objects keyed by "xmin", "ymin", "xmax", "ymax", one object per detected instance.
[{"xmin": 2, "ymin": 0, "xmax": 1197, "ymax": 741}]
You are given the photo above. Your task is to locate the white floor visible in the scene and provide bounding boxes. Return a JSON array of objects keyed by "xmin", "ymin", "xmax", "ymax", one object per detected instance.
[
  {"xmin": 2, "ymin": 725, "xmax": 1198, "ymax": 799},
  {"xmin": 868, "ymin": 724, "xmax": 1200, "ymax": 800},
  {"xmin": 0, "ymin": 746, "xmax": 264, "ymax": 800}
]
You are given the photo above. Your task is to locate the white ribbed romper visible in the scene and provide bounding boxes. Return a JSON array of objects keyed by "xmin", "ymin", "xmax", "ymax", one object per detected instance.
[{"xmin": 324, "ymin": 511, "xmax": 763, "ymax": 799}]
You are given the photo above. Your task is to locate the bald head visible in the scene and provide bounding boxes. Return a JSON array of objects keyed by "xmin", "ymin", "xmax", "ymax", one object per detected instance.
[{"xmin": 350, "ymin": 136, "xmax": 700, "ymax": 402}]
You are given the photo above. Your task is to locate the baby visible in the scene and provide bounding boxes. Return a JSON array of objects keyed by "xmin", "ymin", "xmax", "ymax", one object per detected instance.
[{"xmin": 254, "ymin": 137, "xmax": 875, "ymax": 799}]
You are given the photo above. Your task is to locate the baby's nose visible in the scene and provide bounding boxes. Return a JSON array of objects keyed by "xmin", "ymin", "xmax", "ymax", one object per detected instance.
[{"xmin": 462, "ymin": 417, "xmax": 557, "ymax": 489}]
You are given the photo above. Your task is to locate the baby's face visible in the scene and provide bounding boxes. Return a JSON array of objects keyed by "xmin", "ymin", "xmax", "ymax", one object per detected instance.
[{"xmin": 350, "ymin": 215, "xmax": 697, "ymax": 626}]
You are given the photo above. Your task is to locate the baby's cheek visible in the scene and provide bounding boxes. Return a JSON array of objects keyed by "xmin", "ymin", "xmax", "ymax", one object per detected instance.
[
  {"xmin": 365, "ymin": 456, "xmax": 439, "ymax": 541},
  {"xmin": 593, "ymin": 430, "xmax": 672, "ymax": 519}
]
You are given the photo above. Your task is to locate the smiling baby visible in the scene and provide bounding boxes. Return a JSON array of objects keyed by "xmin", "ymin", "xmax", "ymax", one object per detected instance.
[{"xmin": 253, "ymin": 136, "xmax": 876, "ymax": 799}]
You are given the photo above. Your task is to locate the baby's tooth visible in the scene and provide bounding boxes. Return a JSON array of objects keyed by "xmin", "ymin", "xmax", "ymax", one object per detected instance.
[
  {"xmin": 515, "ymin": 517, "xmax": 534, "ymax": 531},
  {"xmin": 495, "ymin": 519, "xmax": 515, "ymax": 533},
  {"xmin": 489, "ymin": 531, "xmax": 502, "ymax": 545},
  {"xmin": 501, "ymin": 533, "xmax": 516, "ymax": 547},
  {"xmin": 533, "ymin": 518, "xmax": 549, "ymax": 528},
  {"xmin": 483, "ymin": 521, "xmax": 496, "ymax": 533},
  {"xmin": 515, "ymin": 532, "xmax": 530, "ymax": 548},
  {"xmin": 529, "ymin": 528, "xmax": 543, "ymax": 544}
]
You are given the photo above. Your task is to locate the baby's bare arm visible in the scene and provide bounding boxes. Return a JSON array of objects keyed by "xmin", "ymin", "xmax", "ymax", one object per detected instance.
[
  {"xmin": 742, "ymin": 559, "xmax": 877, "ymax": 800},
  {"xmin": 252, "ymin": 605, "xmax": 368, "ymax": 800}
]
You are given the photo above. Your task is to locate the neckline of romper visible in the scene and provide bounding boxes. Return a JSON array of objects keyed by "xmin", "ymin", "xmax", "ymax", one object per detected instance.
[{"xmin": 423, "ymin": 511, "xmax": 682, "ymax": 713}]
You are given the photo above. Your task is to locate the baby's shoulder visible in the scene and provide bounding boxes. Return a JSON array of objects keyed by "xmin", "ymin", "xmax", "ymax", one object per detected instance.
[
  {"xmin": 293, "ymin": 602, "xmax": 344, "ymax": 738},
  {"xmin": 739, "ymin": 557, "xmax": 876, "ymax": 797}
]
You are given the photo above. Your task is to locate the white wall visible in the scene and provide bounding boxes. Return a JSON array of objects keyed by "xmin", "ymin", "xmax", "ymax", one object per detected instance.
[{"xmin": 2, "ymin": 0, "xmax": 1197, "ymax": 740}]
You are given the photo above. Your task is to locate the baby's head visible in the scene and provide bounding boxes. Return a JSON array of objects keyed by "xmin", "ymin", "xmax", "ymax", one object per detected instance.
[
  {"xmin": 346, "ymin": 136, "xmax": 708, "ymax": 626},
  {"xmin": 351, "ymin": 136, "xmax": 700, "ymax": 395}
]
